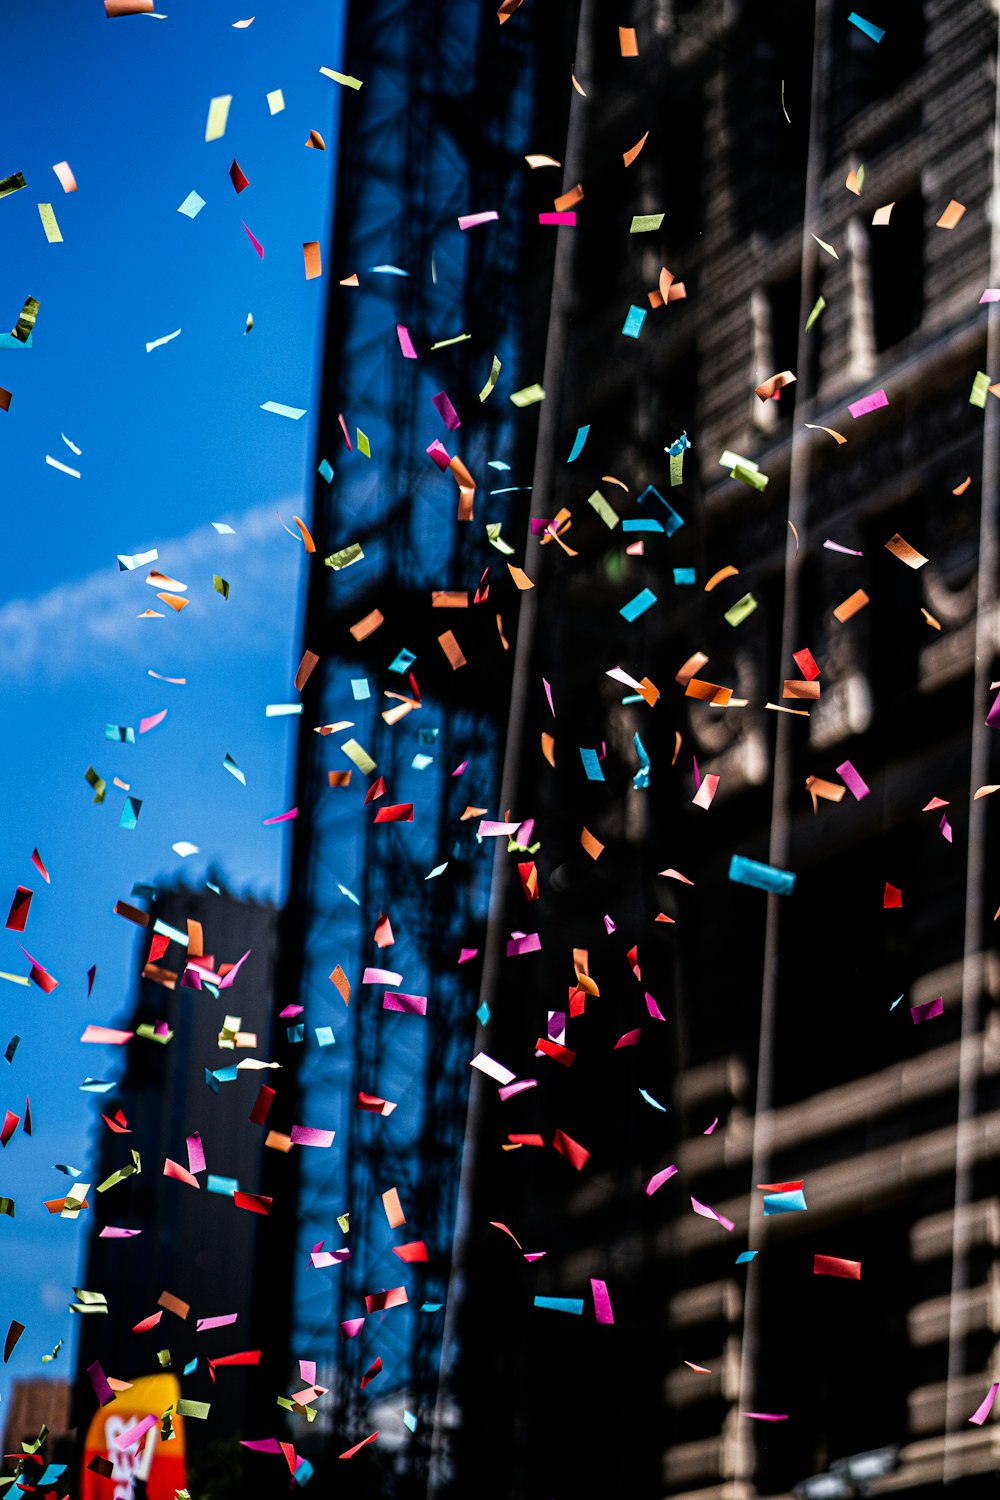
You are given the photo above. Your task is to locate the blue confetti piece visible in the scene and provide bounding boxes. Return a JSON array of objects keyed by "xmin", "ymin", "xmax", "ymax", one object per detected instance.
[
  {"xmin": 368, "ymin": 264, "xmax": 408, "ymax": 276},
  {"xmin": 637, "ymin": 483, "xmax": 684, "ymax": 535},
  {"xmin": 621, "ymin": 518, "xmax": 663, "ymax": 532},
  {"xmin": 666, "ymin": 429, "xmax": 691, "ymax": 457},
  {"xmin": 620, "ymin": 587, "xmax": 657, "ymax": 621},
  {"xmin": 403, "ymin": 1411, "xmax": 418, "ymax": 1433},
  {"xmin": 763, "ymin": 1189, "xmax": 807, "ymax": 1215},
  {"xmin": 476, "ymin": 1000, "xmax": 490, "ymax": 1026},
  {"xmin": 389, "ymin": 648, "xmax": 417, "ymax": 674},
  {"xmin": 351, "ymin": 679, "xmax": 370, "ymax": 701},
  {"xmin": 890, "ymin": 993, "xmax": 904, "ymax": 1011},
  {"xmin": 534, "ymin": 1296, "xmax": 585, "ymax": 1314},
  {"xmin": 37, "ymin": 1468, "xmax": 66, "ymax": 1487},
  {"xmin": 487, "ymin": 459, "xmax": 510, "ymax": 470},
  {"xmin": 420, "ymin": 1302, "xmax": 443, "ymax": 1312},
  {"xmin": 105, "ymin": 724, "xmax": 135, "ymax": 743},
  {"xmin": 848, "ymin": 11, "xmax": 884, "ymax": 41},
  {"xmin": 315, "ymin": 1026, "xmax": 335, "ymax": 1047},
  {"xmin": 287, "ymin": 1023, "xmax": 305, "ymax": 1043},
  {"xmin": 728, "ymin": 854, "xmax": 796, "ymax": 896},
  {"xmin": 0, "ymin": 332, "xmax": 31, "ymax": 349},
  {"xmin": 318, "ymin": 459, "xmax": 333, "ymax": 483},
  {"xmin": 673, "ymin": 567, "xmax": 696, "ymax": 585},
  {"xmin": 207, "ymin": 1175, "xmax": 239, "ymax": 1196},
  {"xmin": 119, "ymin": 797, "xmax": 142, "ymax": 831},
  {"xmin": 183, "ymin": 1357, "xmax": 198, "ymax": 1375},
  {"xmin": 639, "ymin": 1087, "xmax": 666, "ymax": 1111},
  {"xmin": 567, "ymin": 424, "xmax": 590, "ymax": 462},
  {"xmin": 633, "ymin": 733, "xmax": 650, "ymax": 790},
  {"xmin": 292, "ymin": 1458, "xmax": 314, "ymax": 1488},
  {"xmin": 580, "ymin": 747, "xmax": 605, "ymax": 781},
  {"xmin": 736, "ymin": 1251, "xmax": 758, "ymax": 1264},
  {"xmin": 622, "ymin": 305, "xmax": 647, "ymax": 339}
]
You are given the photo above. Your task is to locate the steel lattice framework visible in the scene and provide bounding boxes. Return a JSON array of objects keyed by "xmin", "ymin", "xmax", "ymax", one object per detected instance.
[{"xmin": 270, "ymin": 0, "xmax": 572, "ymax": 1489}]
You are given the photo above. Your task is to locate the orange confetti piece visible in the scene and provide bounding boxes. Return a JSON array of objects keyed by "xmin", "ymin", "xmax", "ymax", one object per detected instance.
[
  {"xmin": 303, "ymin": 241, "xmax": 322, "ymax": 280},
  {"xmin": 618, "ymin": 26, "xmax": 638, "ymax": 55},
  {"xmin": 623, "ymin": 132, "xmax": 649, "ymax": 168},
  {"xmin": 936, "ymin": 199, "xmax": 966, "ymax": 229},
  {"xmin": 350, "ymin": 610, "xmax": 383, "ymax": 641},
  {"xmin": 704, "ymin": 565, "xmax": 739, "ymax": 593},
  {"xmin": 438, "ymin": 630, "xmax": 467, "ymax": 669},
  {"xmin": 833, "ymin": 589, "xmax": 869, "ymax": 622},
  {"xmin": 541, "ymin": 733, "xmax": 555, "ymax": 767},
  {"xmin": 580, "ymin": 827, "xmax": 604, "ymax": 860}
]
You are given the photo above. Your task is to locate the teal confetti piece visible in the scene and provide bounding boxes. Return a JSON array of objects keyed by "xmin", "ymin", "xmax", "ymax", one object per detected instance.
[
  {"xmin": 580, "ymin": 748, "xmax": 605, "ymax": 781},
  {"xmin": 622, "ymin": 305, "xmax": 647, "ymax": 339},
  {"xmin": 674, "ymin": 568, "xmax": 696, "ymax": 585},
  {"xmin": 119, "ymin": 797, "xmax": 142, "ymax": 831},
  {"xmin": 476, "ymin": 1001, "xmax": 490, "ymax": 1026},
  {"xmin": 534, "ymin": 1296, "xmax": 584, "ymax": 1314},
  {"xmin": 763, "ymin": 1189, "xmax": 807, "ymax": 1214},
  {"xmin": 637, "ymin": 483, "xmax": 684, "ymax": 535},
  {"xmin": 315, "ymin": 1026, "xmax": 335, "ymax": 1047},
  {"xmin": 207, "ymin": 1175, "xmax": 238, "ymax": 1196},
  {"xmin": 351, "ymin": 679, "xmax": 370, "ymax": 701},
  {"xmin": 389, "ymin": 648, "xmax": 417, "ymax": 674},
  {"xmin": 736, "ymin": 1251, "xmax": 758, "ymax": 1264},
  {"xmin": 105, "ymin": 725, "xmax": 135, "ymax": 744},
  {"xmin": 848, "ymin": 11, "xmax": 884, "ymax": 42},
  {"xmin": 403, "ymin": 1412, "xmax": 418, "ymax": 1433},
  {"xmin": 728, "ymin": 854, "xmax": 796, "ymax": 895},
  {"xmin": 567, "ymin": 424, "xmax": 589, "ymax": 462},
  {"xmin": 633, "ymin": 734, "xmax": 650, "ymax": 790},
  {"xmin": 318, "ymin": 459, "xmax": 334, "ymax": 483},
  {"xmin": 620, "ymin": 587, "xmax": 657, "ymax": 621},
  {"xmin": 622, "ymin": 518, "xmax": 662, "ymax": 533},
  {"xmin": 223, "ymin": 754, "xmax": 246, "ymax": 785}
]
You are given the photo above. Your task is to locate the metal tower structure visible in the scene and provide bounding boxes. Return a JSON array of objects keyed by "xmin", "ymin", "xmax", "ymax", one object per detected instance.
[{"xmin": 273, "ymin": 0, "xmax": 575, "ymax": 1490}]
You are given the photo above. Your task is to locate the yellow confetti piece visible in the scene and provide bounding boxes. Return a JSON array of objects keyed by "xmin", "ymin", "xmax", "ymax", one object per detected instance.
[
  {"xmin": 37, "ymin": 204, "xmax": 63, "ymax": 243},
  {"xmin": 266, "ymin": 89, "xmax": 285, "ymax": 115},
  {"xmin": 205, "ymin": 95, "xmax": 232, "ymax": 142},
  {"xmin": 320, "ymin": 67, "xmax": 363, "ymax": 90}
]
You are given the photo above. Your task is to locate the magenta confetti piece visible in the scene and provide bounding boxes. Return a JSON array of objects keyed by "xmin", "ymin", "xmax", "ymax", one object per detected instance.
[
  {"xmin": 644, "ymin": 1164, "xmax": 677, "ymax": 1196},
  {"xmin": 836, "ymin": 759, "xmax": 870, "ymax": 800},
  {"xmin": 591, "ymin": 1278, "xmax": 614, "ymax": 1324},
  {"xmin": 431, "ymin": 390, "xmax": 461, "ymax": 429},
  {"xmin": 968, "ymin": 1381, "xmax": 999, "ymax": 1425},
  {"xmin": 848, "ymin": 388, "xmax": 888, "ymax": 418}
]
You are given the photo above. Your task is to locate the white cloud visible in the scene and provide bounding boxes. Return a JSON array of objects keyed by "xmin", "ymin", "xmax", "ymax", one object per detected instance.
[{"xmin": 0, "ymin": 502, "xmax": 307, "ymax": 685}]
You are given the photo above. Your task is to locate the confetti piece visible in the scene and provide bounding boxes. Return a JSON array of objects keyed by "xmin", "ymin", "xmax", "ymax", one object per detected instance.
[
  {"xmin": 848, "ymin": 388, "xmax": 888, "ymax": 418},
  {"xmin": 178, "ymin": 190, "xmax": 205, "ymax": 218},
  {"xmin": 968, "ymin": 1382, "xmax": 999, "ymax": 1425},
  {"xmin": 936, "ymin": 199, "xmax": 966, "ymax": 229},
  {"xmin": 833, "ymin": 589, "xmax": 869, "ymax": 622},
  {"xmin": 261, "ymin": 401, "xmax": 306, "ymax": 419},
  {"xmin": 242, "ymin": 221, "xmax": 264, "ymax": 257},
  {"xmin": 623, "ymin": 132, "xmax": 648, "ymax": 167},
  {"xmin": 320, "ymin": 68, "xmax": 363, "ymax": 90},
  {"xmin": 848, "ymin": 11, "xmax": 884, "ymax": 42},
  {"xmin": 729, "ymin": 855, "xmax": 795, "ymax": 896},
  {"xmin": 145, "ymin": 329, "xmax": 181, "ymax": 353},
  {"xmin": 46, "ymin": 455, "xmax": 81, "ymax": 478},
  {"xmin": 630, "ymin": 213, "xmax": 664, "ymax": 233},
  {"xmin": 37, "ymin": 204, "xmax": 63, "ymax": 242},
  {"xmin": 266, "ymin": 89, "xmax": 285, "ymax": 115},
  {"xmin": 872, "ymin": 202, "xmax": 894, "ymax": 226},
  {"xmin": 811, "ymin": 233, "xmax": 839, "ymax": 258},
  {"xmin": 205, "ymin": 95, "xmax": 232, "ymax": 141}
]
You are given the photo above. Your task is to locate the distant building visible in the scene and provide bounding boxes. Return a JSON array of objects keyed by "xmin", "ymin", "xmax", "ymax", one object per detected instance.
[
  {"xmin": 3, "ymin": 1379, "xmax": 73, "ymax": 1486},
  {"xmin": 72, "ymin": 885, "xmax": 281, "ymax": 1484}
]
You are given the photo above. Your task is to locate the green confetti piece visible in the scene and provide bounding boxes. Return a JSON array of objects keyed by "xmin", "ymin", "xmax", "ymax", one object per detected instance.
[
  {"xmin": 157, "ymin": 1349, "xmax": 171, "ymax": 1368},
  {"xmin": 320, "ymin": 67, "xmax": 363, "ymax": 89},
  {"xmin": 724, "ymin": 592, "xmax": 758, "ymax": 627},
  {"xmin": 0, "ymin": 1198, "xmax": 14, "ymax": 1219},
  {"xmin": 430, "ymin": 333, "xmax": 471, "ymax": 349},
  {"xmin": 357, "ymin": 428, "xmax": 371, "ymax": 457},
  {"xmin": 0, "ymin": 172, "xmax": 27, "ymax": 198},
  {"xmin": 669, "ymin": 451, "xmax": 684, "ymax": 487},
  {"xmin": 630, "ymin": 213, "xmax": 664, "ymax": 233},
  {"xmin": 970, "ymin": 371, "xmax": 990, "ymax": 408},
  {"xmin": 486, "ymin": 522, "xmax": 515, "ymax": 554},
  {"xmin": 213, "ymin": 575, "xmax": 230, "ymax": 599},
  {"xmin": 805, "ymin": 295, "xmax": 826, "ymax": 330},
  {"xmin": 85, "ymin": 767, "xmax": 107, "ymax": 804},
  {"xmin": 732, "ymin": 464, "xmax": 769, "ymax": 492},
  {"xmin": 325, "ymin": 542, "xmax": 364, "ymax": 570},
  {"xmin": 479, "ymin": 355, "xmax": 501, "ymax": 402},
  {"xmin": 587, "ymin": 490, "xmax": 620, "ymax": 528},
  {"xmin": 510, "ymin": 383, "xmax": 545, "ymax": 407},
  {"xmin": 176, "ymin": 1400, "xmax": 211, "ymax": 1420}
]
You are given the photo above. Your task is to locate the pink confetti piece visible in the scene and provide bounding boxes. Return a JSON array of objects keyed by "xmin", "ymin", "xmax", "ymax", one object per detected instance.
[
  {"xmin": 980, "ymin": 289, "xmax": 1000, "ymax": 303},
  {"xmin": 99, "ymin": 1226, "xmax": 142, "ymax": 1238},
  {"xmin": 506, "ymin": 932, "xmax": 541, "ymax": 956},
  {"xmin": 703, "ymin": 1117, "xmax": 718, "ymax": 1135},
  {"xmin": 742, "ymin": 1412, "xmax": 788, "ymax": 1422},
  {"xmin": 383, "ymin": 992, "xmax": 428, "ymax": 1014},
  {"xmin": 591, "ymin": 1278, "xmax": 614, "ymax": 1324},
  {"xmin": 470, "ymin": 1051, "xmax": 516, "ymax": 1085},
  {"xmin": 458, "ymin": 210, "xmax": 499, "ymax": 230},
  {"xmin": 80, "ymin": 1025, "xmax": 133, "ymax": 1044},
  {"xmin": 115, "ymin": 1415, "xmax": 157, "ymax": 1450},
  {"xmin": 362, "ymin": 967, "xmax": 402, "ymax": 985},
  {"xmin": 299, "ymin": 1359, "xmax": 317, "ymax": 1384},
  {"xmin": 340, "ymin": 1319, "xmax": 365, "ymax": 1340},
  {"xmin": 139, "ymin": 709, "xmax": 167, "ymax": 734},
  {"xmin": 691, "ymin": 1196, "xmax": 734, "ymax": 1232},
  {"xmin": 542, "ymin": 677, "xmax": 555, "ymax": 715},
  {"xmin": 684, "ymin": 1361, "xmax": 711, "ymax": 1373},
  {"xmin": 614, "ymin": 1029, "xmax": 641, "ymax": 1049},
  {"xmin": 910, "ymin": 996, "xmax": 943, "ymax": 1025},
  {"xmin": 644, "ymin": 1164, "xmax": 678, "ymax": 1196},
  {"xmin": 692, "ymin": 773, "xmax": 719, "ymax": 810},
  {"xmin": 426, "ymin": 438, "xmax": 451, "ymax": 470},
  {"xmin": 196, "ymin": 1313, "xmax": 239, "ymax": 1331},
  {"xmin": 823, "ymin": 539, "xmax": 864, "ymax": 555},
  {"xmin": 968, "ymin": 1381, "xmax": 999, "ymax": 1424},
  {"xmin": 538, "ymin": 211, "xmax": 576, "ymax": 225},
  {"xmin": 498, "ymin": 1078, "xmax": 537, "ymax": 1100},
  {"xmin": 396, "ymin": 324, "xmax": 418, "ymax": 359},
  {"xmin": 186, "ymin": 1131, "xmax": 206, "ymax": 1175},
  {"xmin": 836, "ymin": 759, "xmax": 870, "ymax": 800},
  {"xmin": 939, "ymin": 814, "xmax": 953, "ymax": 842},
  {"xmin": 262, "ymin": 807, "xmax": 297, "ymax": 825},
  {"xmin": 848, "ymin": 387, "xmax": 888, "ymax": 418},
  {"xmin": 241, "ymin": 221, "xmax": 264, "ymax": 258},
  {"xmin": 431, "ymin": 391, "xmax": 461, "ymax": 430},
  {"xmin": 290, "ymin": 1125, "xmax": 335, "ymax": 1147},
  {"xmin": 645, "ymin": 991, "xmax": 666, "ymax": 1021}
]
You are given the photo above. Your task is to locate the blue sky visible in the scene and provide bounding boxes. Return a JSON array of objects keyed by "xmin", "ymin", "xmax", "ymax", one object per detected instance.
[{"xmin": 0, "ymin": 0, "xmax": 344, "ymax": 1392}]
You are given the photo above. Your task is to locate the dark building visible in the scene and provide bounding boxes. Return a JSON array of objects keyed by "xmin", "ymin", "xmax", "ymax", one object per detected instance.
[
  {"xmin": 72, "ymin": 885, "xmax": 281, "ymax": 1485},
  {"xmin": 280, "ymin": 0, "xmax": 1000, "ymax": 1497},
  {"xmin": 441, "ymin": 1, "xmax": 1000, "ymax": 1498}
]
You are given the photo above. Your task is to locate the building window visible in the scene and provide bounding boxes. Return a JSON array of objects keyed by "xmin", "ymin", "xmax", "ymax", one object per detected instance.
[{"xmin": 869, "ymin": 190, "xmax": 924, "ymax": 352}]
